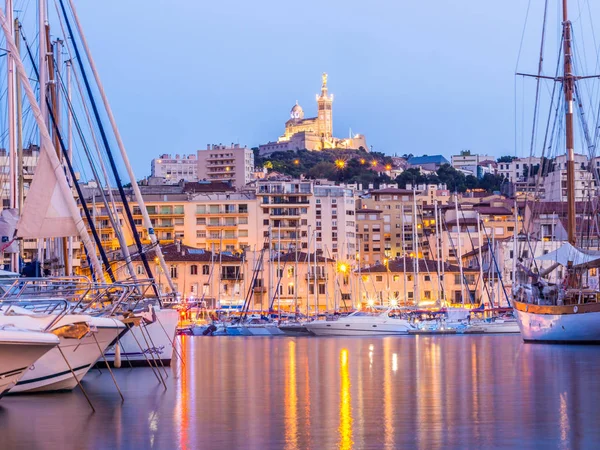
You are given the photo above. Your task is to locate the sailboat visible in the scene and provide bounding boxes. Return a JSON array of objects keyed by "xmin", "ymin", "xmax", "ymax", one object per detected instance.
[{"xmin": 512, "ymin": 0, "xmax": 600, "ymax": 343}]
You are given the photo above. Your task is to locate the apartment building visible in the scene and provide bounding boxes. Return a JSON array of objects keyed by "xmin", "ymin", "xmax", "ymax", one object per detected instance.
[
  {"xmin": 451, "ymin": 150, "xmax": 495, "ymax": 170},
  {"xmin": 110, "ymin": 242, "xmax": 244, "ymax": 303},
  {"xmin": 356, "ymin": 188, "xmax": 422, "ymax": 264},
  {"xmin": 497, "ymin": 156, "xmax": 541, "ymax": 183},
  {"xmin": 256, "ymin": 179, "xmax": 356, "ymax": 260},
  {"xmin": 358, "ymin": 257, "xmax": 480, "ymax": 306},
  {"xmin": 197, "ymin": 144, "xmax": 254, "ymax": 189},
  {"xmin": 150, "ymin": 154, "xmax": 198, "ymax": 182},
  {"xmin": 85, "ymin": 183, "xmax": 260, "ymax": 256},
  {"xmin": 543, "ymin": 154, "xmax": 596, "ymax": 202}
]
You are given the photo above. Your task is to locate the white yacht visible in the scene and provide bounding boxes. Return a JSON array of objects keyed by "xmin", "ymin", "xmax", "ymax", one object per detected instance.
[
  {"xmin": 104, "ymin": 306, "xmax": 179, "ymax": 366},
  {"xmin": 0, "ymin": 327, "xmax": 60, "ymax": 398},
  {"xmin": 0, "ymin": 311, "xmax": 125, "ymax": 393},
  {"xmin": 305, "ymin": 311, "xmax": 415, "ymax": 336}
]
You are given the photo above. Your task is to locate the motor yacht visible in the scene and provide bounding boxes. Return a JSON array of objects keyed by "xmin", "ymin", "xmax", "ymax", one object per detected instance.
[{"xmin": 305, "ymin": 310, "xmax": 415, "ymax": 336}]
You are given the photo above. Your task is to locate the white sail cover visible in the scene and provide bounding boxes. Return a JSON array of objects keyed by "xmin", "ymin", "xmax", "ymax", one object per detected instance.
[
  {"xmin": 16, "ymin": 150, "xmax": 78, "ymax": 239},
  {"xmin": 535, "ymin": 243, "xmax": 600, "ymax": 269}
]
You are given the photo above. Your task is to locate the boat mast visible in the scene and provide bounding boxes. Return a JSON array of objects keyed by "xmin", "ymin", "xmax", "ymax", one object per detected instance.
[
  {"xmin": 15, "ymin": 18, "xmax": 23, "ymax": 263},
  {"xmin": 562, "ymin": 0, "xmax": 576, "ymax": 245},
  {"xmin": 6, "ymin": 0, "xmax": 17, "ymax": 272}
]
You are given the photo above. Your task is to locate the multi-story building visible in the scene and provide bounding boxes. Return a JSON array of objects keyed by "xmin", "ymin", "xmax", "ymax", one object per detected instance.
[
  {"xmin": 543, "ymin": 154, "xmax": 596, "ymax": 202},
  {"xmin": 150, "ymin": 154, "xmax": 198, "ymax": 182},
  {"xmin": 110, "ymin": 242, "xmax": 244, "ymax": 304},
  {"xmin": 451, "ymin": 150, "xmax": 495, "ymax": 170},
  {"xmin": 197, "ymin": 144, "xmax": 254, "ymax": 189},
  {"xmin": 497, "ymin": 156, "xmax": 541, "ymax": 183},
  {"xmin": 84, "ymin": 182, "xmax": 260, "ymax": 255},
  {"xmin": 357, "ymin": 257, "xmax": 480, "ymax": 306},
  {"xmin": 357, "ymin": 187, "xmax": 431, "ymax": 264},
  {"xmin": 255, "ymin": 178, "xmax": 356, "ymax": 260}
]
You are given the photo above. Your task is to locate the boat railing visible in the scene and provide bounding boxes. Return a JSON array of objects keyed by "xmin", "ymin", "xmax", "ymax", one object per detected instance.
[{"xmin": 0, "ymin": 298, "xmax": 70, "ymax": 331}]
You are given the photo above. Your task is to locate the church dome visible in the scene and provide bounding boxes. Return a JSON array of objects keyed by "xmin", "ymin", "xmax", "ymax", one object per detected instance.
[{"xmin": 290, "ymin": 102, "xmax": 304, "ymax": 120}]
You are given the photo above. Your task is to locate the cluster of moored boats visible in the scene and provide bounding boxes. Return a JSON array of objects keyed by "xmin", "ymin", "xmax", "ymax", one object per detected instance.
[
  {"xmin": 0, "ymin": 277, "xmax": 178, "ymax": 400},
  {"xmin": 185, "ymin": 307, "xmax": 520, "ymax": 337}
]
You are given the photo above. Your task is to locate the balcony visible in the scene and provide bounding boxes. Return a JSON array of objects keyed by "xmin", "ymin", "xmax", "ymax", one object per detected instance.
[
  {"xmin": 221, "ymin": 273, "xmax": 243, "ymax": 281},
  {"xmin": 305, "ymin": 273, "xmax": 327, "ymax": 280}
]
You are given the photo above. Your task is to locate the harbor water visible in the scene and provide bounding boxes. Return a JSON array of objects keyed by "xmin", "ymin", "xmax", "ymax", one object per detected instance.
[{"xmin": 1, "ymin": 335, "xmax": 599, "ymax": 449}]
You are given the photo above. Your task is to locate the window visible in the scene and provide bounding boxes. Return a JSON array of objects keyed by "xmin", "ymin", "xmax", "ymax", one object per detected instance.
[
  {"xmin": 136, "ymin": 265, "xmax": 144, "ymax": 275},
  {"xmin": 288, "ymin": 284, "xmax": 295, "ymax": 295},
  {"xmin": 376, "ymin": 275, "xmax": 383, "ymax": 282},
  {"xmin": 393, "ymin": 275, "xmax": 399, "ymax": 282},
  {"xmin": 287, "ymin": 267, "xmax": 294, "ymax": 278},
  {"xmin": 202, "ymin": 265, "xmax": 210, "ymax": 275},
  {"xmin": 196, "ymin": 231, "xmax": 206, "ymax": 238},
  {"xmin": 318, "ymin": 284, "xmax": 326, "ymax": 295},
  {"xmin": 239, "ymin": 229, "xmax": 248, "ymax": 237},
  {"xmin": 408, "ymin": 291, "xmax": 414, "ymax": 299},
  {"xmin": 190, "ymin": 265, "xmax": 198, "ymax": 275},
  {"xmin": 424, "ymin": 290, "xmax": 431, "ymax": 299},
  {"xmin": 170, "ymin": 265, "xmax": 178, "ymax": 279},
  {"xmin": 424, "ymin": 275, "xmax": 431, "ymax": 281}
]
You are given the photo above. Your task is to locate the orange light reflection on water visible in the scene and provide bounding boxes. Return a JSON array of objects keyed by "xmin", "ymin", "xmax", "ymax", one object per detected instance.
[
  {"xmin": 338, "ymin": 348, "xmax": 353, "ymax": 450},
  {"xmin": 284, "ymin": 340, "xmax": 298, "ymax": 450},
  {"xmin": 175, "ymin": 335, "xmax": 189, "ymax": 450}
]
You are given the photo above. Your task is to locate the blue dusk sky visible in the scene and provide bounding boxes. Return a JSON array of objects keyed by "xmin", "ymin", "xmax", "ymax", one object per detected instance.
[{"xmin": 73, "ymin": 0, "xmax": 600, "ymax": 176}]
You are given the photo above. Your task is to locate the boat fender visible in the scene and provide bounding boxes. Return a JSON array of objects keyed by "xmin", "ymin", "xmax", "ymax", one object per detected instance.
[
  {"xmin": 574, "ymin": 306, "xmax": 578, "ymax": 313},
  {"xmin": 114, "ymin": 342, "xmax": 122, "ymax": 368}
]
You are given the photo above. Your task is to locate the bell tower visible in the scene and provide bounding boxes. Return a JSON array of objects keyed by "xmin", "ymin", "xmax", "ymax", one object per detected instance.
[{"xmin": 316, "ymin": 73, "xmax": 333, "ymax": 140}]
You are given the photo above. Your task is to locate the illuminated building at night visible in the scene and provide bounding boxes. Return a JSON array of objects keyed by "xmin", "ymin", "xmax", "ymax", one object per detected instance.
[{"xmin": 259, "ymin": 73, "xmax": 368, "ymax": 155}]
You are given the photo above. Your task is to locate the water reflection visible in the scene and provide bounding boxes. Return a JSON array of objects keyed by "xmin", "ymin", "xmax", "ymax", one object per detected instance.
[
  {"xmin": 338, "ymin": 348, "xmax": 353, "ymax": 450},
  {"xmin": 1, "ymin": 337, "xmax": 600, "ymax": 449},
  {"xmin": 284, "ymin": 340, "xmax": 298, "ymax": 450}
]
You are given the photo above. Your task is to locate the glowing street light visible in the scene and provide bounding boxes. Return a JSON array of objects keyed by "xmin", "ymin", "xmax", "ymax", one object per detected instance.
[
  {"xmin": 335, "ymin": 159, "xmax": 346, "ymax": 169},
  {"xmin": 337, "ymin": 262, "xmax": 349, "ymax": 273},
  {"xmin": 371, "ymin": 160, "xmax": 378, "ymax": 167},
  {"xmin": 293, "ymin": 159, "xmax": 300, "ymax": 165},
  {"xmin": 385, "ymin": 164, "xmax": 392, "ymax": 171},
  {"xmin": 360, "ymin": 158, "xmax": 366, "ymax": 165}
]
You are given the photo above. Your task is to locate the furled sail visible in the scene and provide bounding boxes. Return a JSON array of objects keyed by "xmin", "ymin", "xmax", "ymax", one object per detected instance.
[
  {"xmin": 535, "ymin": 243, "xmax": 600, "ymax": 269},
  {"xmin": 16, "ymin": 149, "xmax": 78, "ymax": 238}
]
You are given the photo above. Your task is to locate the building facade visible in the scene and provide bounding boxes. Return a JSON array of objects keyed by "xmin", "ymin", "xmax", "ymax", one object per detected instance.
[
  {"xmin": 150, "ymin": 154, "xmax": 198, "ymax": 182},
  {"xmin": 197, "ymin": 144, "xmax": 254, "ymax": 189}
]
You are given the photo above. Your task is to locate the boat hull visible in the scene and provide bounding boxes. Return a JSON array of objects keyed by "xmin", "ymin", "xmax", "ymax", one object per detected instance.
[
  {"xmin": 105, "ymin": 308, "xmax": 179, "ymax": 366},
  {"xmin": 278, "ymin": 324, "xmax": 312, "ymax": 336},
  {"xmin": 514, "ymin": 301, "xmax": 600, "ymax": 343},
  {"xmin": 11, "ymin": 318, "xmax": 124, "ymax": 393},
  {"xmin": 0, "ymin": 331, "xmax": 59, "ymax": 397},
  {"xmin": 306, "ymin": 321, "xmax": 412, "ymax": 336}
]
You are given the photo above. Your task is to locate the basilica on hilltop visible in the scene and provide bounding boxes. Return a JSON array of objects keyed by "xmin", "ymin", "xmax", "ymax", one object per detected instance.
[{"xmin": 258, "ymin": 74, "xmax": 368, "ymax": 155}]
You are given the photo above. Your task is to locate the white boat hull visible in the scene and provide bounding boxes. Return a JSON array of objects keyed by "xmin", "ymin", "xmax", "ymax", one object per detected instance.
[
  {"xmin": 11, "ymin": 318, "xmax": 124, "ymax": 393},
  {"xmin": 306, "ymin": 320, "xmax": 413, "ymax": 336},
  {"xmin": 514, "ymin": 308, "xmax": 600, "ymax": 342},
  {"xmin": 105, "ymin": 308, "xmax": 179, "ymax": 365},
  {"xmin": 478, "ymin": 321, "xmax": 520, "ymax": 334},
  {"xmin": 0, "ymin": 330, "xmax": 59, "ymax": 397}
]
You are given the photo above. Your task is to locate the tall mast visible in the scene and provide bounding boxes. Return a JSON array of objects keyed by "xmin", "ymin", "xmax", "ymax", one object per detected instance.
[
  {"xmin": 6, "ymin": 0, "xmax": 17, "ymax": 271},
  {"xmin": 15, "ymin": 18, "xmax": 24, "ymax": 262},
  {"xmin": 562, "ymin": 0, "xmax": 576, "ymax": 245},
  {"xmin": 62, "ymin": 0, "xmax": 174, "ymax": 293}
]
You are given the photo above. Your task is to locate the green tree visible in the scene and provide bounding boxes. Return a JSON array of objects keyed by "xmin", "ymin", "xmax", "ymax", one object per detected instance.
[{"xmin": 497, "ymin": 155, "xmax": 516, "ymax": 163}]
